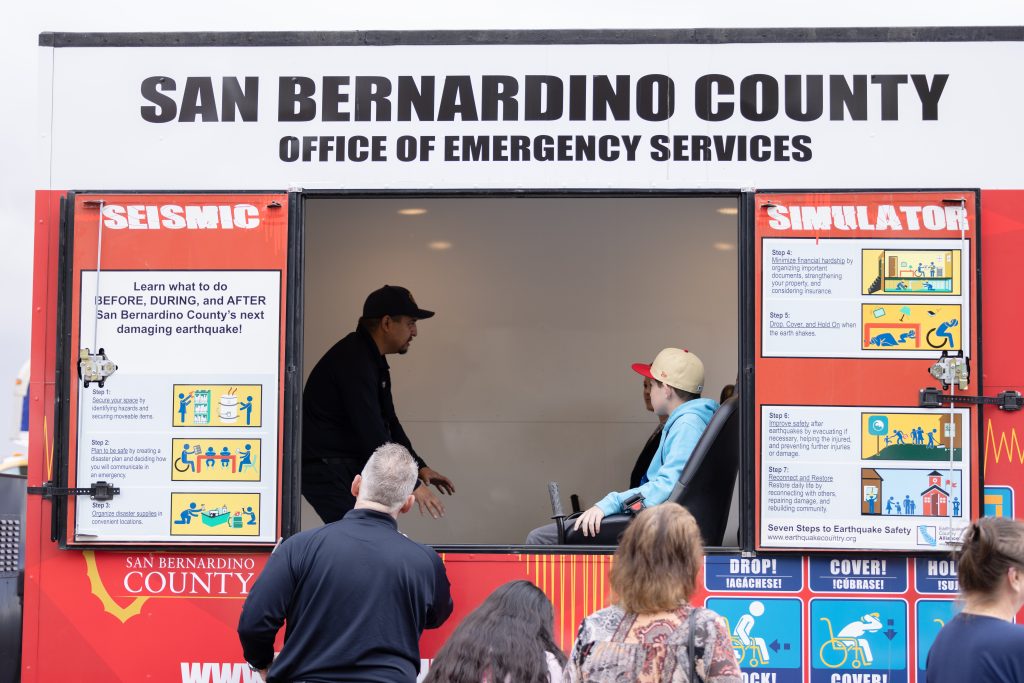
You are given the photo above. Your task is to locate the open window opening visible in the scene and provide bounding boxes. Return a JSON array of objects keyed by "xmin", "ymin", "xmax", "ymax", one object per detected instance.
[{"xmin": 299, "ymin": 195, "xmax": 742, "ymax": 547}]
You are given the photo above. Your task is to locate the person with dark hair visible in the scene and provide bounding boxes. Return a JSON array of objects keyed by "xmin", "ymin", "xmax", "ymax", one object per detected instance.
[
  {"xmin": 424, "ymin": 580, "xmax": 565, "ymax": 683},
  {"xmin": 564, "ymin": 503, "xmax": 741, "ymax": 682},
  {"xmin": 239, "ymin": 444, "xmax": 453, "ymax": 682},
  {"xmin": 925, "ymin": 517, "xmax": 1024, "ymax": 682},
  {"xmin": 302, "ymin": 285, "xmax": 455, "ymax": 523}
]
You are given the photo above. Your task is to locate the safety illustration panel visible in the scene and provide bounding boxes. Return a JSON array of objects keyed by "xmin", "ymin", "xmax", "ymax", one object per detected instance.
[
  {"xmin": 760, "ymin": 405, "xmax": 971, "ymax": 551},
  {"xmin": 754, "ymin": 192, "xmax": 980, "ymax": 553},
  {"xmin": 706, "ymin": 598, "xmax": 802, "ymax": 682},
  {"xmin": 169, "ymin": 492, "xmax": 260, "ymax": 537},
  {"xmin": 861, "ymin": 248, "xmax": 961, "ymax": 296},
  {"xmin": 171, "ymin": 438, "xmax": 261, "ymax": 482},
  {"xmin": 809, "ymin": 599, "xmax": 907, "ymax": 683},
  {"xmin": 64, "ymin": 194, "xmax": 288, "ymax": 545},
  {"xmin": 172, "ymin": 384, "xmax": 262, "ymax": 428},
  {"xmin": 761, "ymin": 235, "xmax": 971, "ymax": 359},
  {"xmin": 861, "ymin": 412, "xmax": 963, "ymax": 462},
  {"xmin": 860, "ymin": 304, "xmax": 962, "ymax": 352}
]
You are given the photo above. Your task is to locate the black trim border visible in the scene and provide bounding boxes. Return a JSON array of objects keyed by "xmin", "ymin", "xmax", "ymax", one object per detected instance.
[
  {"xmin": 282, "ymin": 191, "xmax": 304, "ymax": 538},
  {"xmin": 39, "ymin": 26, "xmax": 1024, "ymax": 49}
]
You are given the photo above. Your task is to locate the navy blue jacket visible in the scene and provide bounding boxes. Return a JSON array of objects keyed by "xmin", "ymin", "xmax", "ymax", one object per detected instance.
[
  {"xmin": 238, "ymin": 509, "xmax": 453, "ymax": 682},
  {"xmin": 926, "ymin": 612, "xmax": 1024, "ymax": 683}
]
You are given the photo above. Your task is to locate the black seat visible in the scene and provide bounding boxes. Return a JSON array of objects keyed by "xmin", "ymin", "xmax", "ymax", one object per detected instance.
[{"xmin": 560, "ymin": 394, "xmax": 740, "ymax": 546}]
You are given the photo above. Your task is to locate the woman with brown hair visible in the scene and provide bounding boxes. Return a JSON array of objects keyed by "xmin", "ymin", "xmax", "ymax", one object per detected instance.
[
  {"xmin": 425, "ymin": 580, "xmax": 565, "ymax": 683},
  {"xmin": 925, "ymin": 517, "xmax": 1024, "ymax": 682},
  {"xmin": 563, "ymin": 503, "xmax": 741, "ymax": 682}
]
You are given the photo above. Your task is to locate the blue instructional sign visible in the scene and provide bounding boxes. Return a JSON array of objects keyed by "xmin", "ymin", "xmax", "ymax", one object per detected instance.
[
  {"xmin": 916, "ymin": 600, "xmax": 956, "ymax": 680},
  {"xmin": 810, "ymin": 598, "xmax": 907, "ymax": 683},
  {"xmin": 809, "ymin": 556, "xmax": 907, "ymax": 593},
  {"xmin": 705, "ymin": 598, "xmax": 802, "ymax": 683},
  {"xmin": 914, "ymin": 557, "xmax": 959, "ymax": 594},
  {"xmin": 704, "ymin": 554, "xmax": 803, "ymax": 592}
]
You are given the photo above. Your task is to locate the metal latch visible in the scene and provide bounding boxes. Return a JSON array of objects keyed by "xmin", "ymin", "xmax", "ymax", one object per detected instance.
[
  {"xmin": 919, "ymin": 387, "xmax": 1023, "ymax": 412},
  {"xmin": 927, "ymin": 350, "xmax": 969, "ymax": 391},
  {"xmin": 78, "ymin": 347, "xmax": 117, "ymax": 388},
  {"xmin": 27, "ymin": 481, "xmax": 120, "ymax": 501},
  {"xmin": 920, "ymin": 349, "xmax": 1022, "ymax": 411}
]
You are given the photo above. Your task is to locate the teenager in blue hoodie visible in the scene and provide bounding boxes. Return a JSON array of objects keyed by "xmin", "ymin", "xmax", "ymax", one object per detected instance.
[{"xmin": 525, "ymin": 347, "xmax": 718, "ymax": 544}]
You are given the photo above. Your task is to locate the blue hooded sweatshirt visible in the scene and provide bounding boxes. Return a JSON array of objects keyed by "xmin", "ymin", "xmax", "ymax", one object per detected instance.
[{"xmin": 595, "ymin": 398, "xmax": 719, "ymax": 516}]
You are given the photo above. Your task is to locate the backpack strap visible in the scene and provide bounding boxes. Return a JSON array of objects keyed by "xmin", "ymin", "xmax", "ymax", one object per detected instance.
[{"xmin": 688, "ymin": 607, "xmax": 699, "ymax": 681}]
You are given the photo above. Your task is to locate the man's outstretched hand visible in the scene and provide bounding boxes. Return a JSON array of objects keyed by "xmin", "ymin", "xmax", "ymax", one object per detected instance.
[
  {"xmin": 413, "ymin": 484, "xmax": 446, "ymax": 519},
  {"xmin": 419, "ymin": 466, "xmax": 455, "ymax": 496}
]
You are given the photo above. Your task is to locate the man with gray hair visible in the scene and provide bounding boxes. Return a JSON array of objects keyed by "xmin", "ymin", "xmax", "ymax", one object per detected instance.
[{"xmin": 239, "ymin": 443, "xmax": 453, "ymax": 682}]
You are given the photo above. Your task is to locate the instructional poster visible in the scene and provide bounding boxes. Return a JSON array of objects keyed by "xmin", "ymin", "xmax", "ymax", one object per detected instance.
[
  {"xmin": 65, "ymin": 194, "xmax": 288, "ymax": 545},
  {"xmin": 755, "ymin": 192, "xmax": 979, "ymax": 552}
]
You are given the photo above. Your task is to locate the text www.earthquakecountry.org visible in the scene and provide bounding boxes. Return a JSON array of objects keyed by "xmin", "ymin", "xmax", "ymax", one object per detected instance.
[{"xmin": 764, "ymin": 532, "xmax": 858, "ymax": 544}]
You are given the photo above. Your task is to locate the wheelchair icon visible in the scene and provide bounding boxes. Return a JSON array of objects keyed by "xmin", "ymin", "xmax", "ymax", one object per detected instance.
[
  {"xmin": 818, "ymin": 615, "xmax": 879, "ymax": 669},
  {"xmin": 721, "ymin": 617, "xmax": 766, "ymax": 667}
]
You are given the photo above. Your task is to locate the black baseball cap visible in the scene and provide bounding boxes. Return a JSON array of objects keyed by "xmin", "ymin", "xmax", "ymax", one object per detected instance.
[{"xmin": 362, "ymin": 285, "xmax": 435, "ymax": 319}]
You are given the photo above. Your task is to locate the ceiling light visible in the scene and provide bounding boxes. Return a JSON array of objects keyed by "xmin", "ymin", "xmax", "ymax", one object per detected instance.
[
  {"xmin": 716, "ymin": 207, "xmax": 739, "ymax": 216},
  {"xmin": 428, "ymin": 241, "xmax": 452, "ymax": 251},
  {"xmin": 398, "ymin": 208, "xmax": 427, "ymax": 216},
  {"xmin": 713, "ymin": 242, "xmax": 736, "ymax": 251}
]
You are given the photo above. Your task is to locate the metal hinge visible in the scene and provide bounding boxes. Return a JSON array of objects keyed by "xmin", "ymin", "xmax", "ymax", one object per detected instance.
[{"xmin": 27, "ymin": 480, "xmax": 120, "ymax": 501}]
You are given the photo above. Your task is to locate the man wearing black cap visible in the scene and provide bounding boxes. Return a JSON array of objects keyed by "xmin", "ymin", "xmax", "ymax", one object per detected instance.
[{"xmin": 301, "ymin": 285, "xmax": 455, "ymax": 523}]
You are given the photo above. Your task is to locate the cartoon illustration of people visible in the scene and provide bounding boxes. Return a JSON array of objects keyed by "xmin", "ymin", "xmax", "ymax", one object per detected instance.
[
  {"xmin": 907, "ymin": 499, "xmax": 916, "ymax": 515},
  {"xmin": 735, "ymin": 601, "xmax": 771, "ymax": 665},
  {"xmin": 244, "ymin": 505, "xmax": 257, "ymax": 526},
  {"xmin": 177, "ymin": 392, "xmax": 192, "ymax": 423},
  {"xmin": 893, "ymin": 430, "xmax": 906, "ymax": 445},
  {"xmin": 836, "ymin": 612, "xmax": 883, "ymax": 665},
  {"xmin": 866, "ymin": 490, "xmax": 877, "ymax": 514},
  {"xmin": 238, "ymin": 443, "xmax": 255, "ymax": 474},
  {"xmin": 884, "ymin": 434, "xmax": 892, "ymax": 446},
  {"xmin": 953, "ymin": 497, "xmax": 961, "ymax": 516},
  {"xmin": 929, "ymin": 262, "xmax": 937, "ymax": 277},
  {"xmin": 886, "ymin": 497, "xmax": 894, "ymax": 514},
  {"xmin": 895, "ymin": 501, "xmax": 902, "ymax": 515},
  {"xmin": 916, "ymin": 263, "xmax": 925, "ymax": 276},
  {"xmin": 928, "ymin": 429, "xmax": 937, "ymax": 448},
  {"xmin": 205, "ymin": 446, "xmax": 216, "ymax": 468},
  {"xmin": 932, "ymin": 318, "xmax": 959, "ymax": 348},
  {"xmin": 240, "ymin": 395, "xmax": 254, "ymax": 425},
  {"xmin": 923, "ymin": 281, "xmax": 935, "ymax": 291},
  {"xmin": 869, "ymin": 330, "xmax": 915, "ymax": 347},
  {"xmin": 895, "ymin": 281, "xmax": 909, "ymax": 291},
  {"xmin": 904, "ymin": 495, "xmax": 912, "ymax": 514},
  {"xmin": 174, "ymin": 502, "xmax": 204, "ymax": 525},
  {"xmin": 180, "ymin": 443, "xmax": 197, "ymax": 472},
  {"xmin": 220, "ymin": 446, "xmax": 232, "ymax": 467}
]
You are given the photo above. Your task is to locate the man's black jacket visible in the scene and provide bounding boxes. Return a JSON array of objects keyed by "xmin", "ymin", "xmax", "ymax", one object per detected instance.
[{"xmin": 302, "ymin": 326, "xmax": 426, "ymax": 469}]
